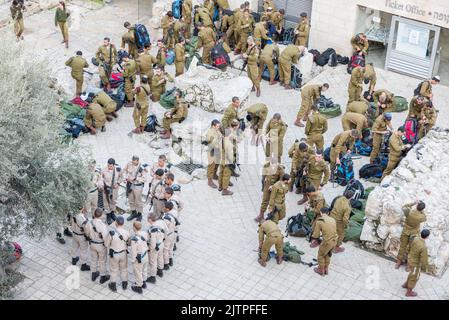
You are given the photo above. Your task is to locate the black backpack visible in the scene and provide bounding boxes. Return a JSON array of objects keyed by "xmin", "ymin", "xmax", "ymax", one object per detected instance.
[
  {"xmin": 337, "ymin": 55, "xmax": 349, "ymax": 65},
  {"xmin": 210, "ymin": 43, "xmax": 229, "ymax": 69},
  {"xmin": 144, "ymin": 114, "xmax": 160, "ymax": 133},
  {"xmin": 359, "ymin": 163, "xmax": 383, "ymax": 179},
  {"xmin": 324, "ymin": 146, "xmax": 331, "ymax": 162},
  {"xmin": 316, "ymin": 48, "xmax": 336, "ymax": 66},
  {"xmin": 308, "ymin": 49, "xmax": 321, "ymax": 63},
  {"xmin": 328, "ymin": 52, "xmax": 338, "ymax": 67},
  {"xmin": 344, "ymin": 179, "xmax": 365, "ymax": 200},
  {"xmin": 414, "ymin": 81, "xmax": 425, "ymax": 96},
  {"xmin": 363, "ymin": 90, "xmax": 374, "ymax": 102},
  {"xmin": 347, "ymin": 53, "xmax": 366, "ymax": 74},
  {"xmin": 282, "ymin": 28, "xmax": 295, "ymax": 45},
  {"xmin": 286, "ymin": 213, "xmax": 311, "ymax": 237}
]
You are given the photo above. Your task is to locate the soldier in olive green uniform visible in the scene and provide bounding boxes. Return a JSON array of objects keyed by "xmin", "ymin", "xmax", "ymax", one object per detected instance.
[
  {"xmin": 311, "ymin": 207, "xmax": 338, "ymax": 276},
  {"xmin": 122, "ymin": 53, "xmax": 137, "ymax": 107},
  {"xmin": 330, "ymin": 191, "xmax": 353, "ymax": 253},
  {"xmin": 417, "ymin": 76, "xmax": 440, "ymax": 101},
  {"xmin": 65, "ymin": 51, "xmax": 89, "ymax": 97},
  {"xmin": 294, "ymin": 12, "xmax": 310, "ymax": 46},
  {"xmin": 205, "ymin": 120, "xmax": 223, "ymax": 189},
  {"xmin": 246, "ymin": 103, "xmax": 268, "ymax": 145},
  {"xmin": 296, "ymin": 83, "xmax": 329, "ymax": 127},
  {"xmin": 218, "ymin": 122, "xmax": 239, "ymax": 196},
  {"xmin": 161, "ymin": 90, "xmax": 189, "ymax": 139},
  {"xmin": 350, "ymin": 33, "xmax": 369, "ymax": 56},
  {"xmin": 195, "ymin": 6, "xmax": 214, "ymax": 29},
  {"xmin": 151, "ymin": 66, "xmax": 174, "ymax": 102},
  {"xmin": 305, "ymin": 187, "xmax": 327, "ymax": 244},
  {"xmin": 253, "ymin": 19, "xmax": 270, "ymax": 48},
  {"xmin": 136, "ymin": 45, "xmax": 157, "ymax": 86},
  {"xmin": 370, "ymin": 113, "xmax": 392, "ymax": 163},
  {"xmin": 363, "ymin": 63, "xmax": 377, "ymax": 98},
  {"xmin": 258, "ymin": 219, "xmax": 284, "ymax": 267},
  {"xmin": 196, "ymin": 23, "xmax": 216, "ymax": 65},
  {"xmin": 348, "ymin": 66, "xmax": 364, "ymax": 103},
  {"xmin": 305, "ymin": 105, "xmax": 328, "ymax": 150},
  {"xmin": 84, "ymin": 102, "xmax": 106, "ymax": 134},
  {"xmin": 279, "ymin": 44, "xmax": 304, "ymax": 89},
  {"xmin": 221, "ymin": 97, "xmax": 240, "ymax": 130},
  {"xmin": 265, "ymin": 113, "xmax": 287, "ymax": 163},
  {"xmin": 395, "ymin": 201, "xmax": 427, "ymax": 269},
  {"xmin": 182, "ymin": 0, "xmax": 193, "ymax": 38},
  {"xmin": 258, "ymin": 40, "xmax": 279, "ymax": 85},
  {"xmin": 244, "ymin": 37, "xmax": 261, "ymax": 97},
  {"xmin": 381, "ymin": 127, "xmax": 412, "ymax": 179},
  {"xmin": 156, "ymin": 40, "xmax": 167, "ymax": 68},
  {"xmin": 263, "ymin": 0, "xmax": 276, "ymax": 11},
  {"xmin": 96, "ymin": 37, "xmax": 118, "ymax": 91},
  {"xmin": 267, "ymin": 174, "xmax": 290, "ymax": 224},
  {"xmin": 92, "ymin": 91, "xmax": 117, "ymax": 121},
  {"xmin": 256, "ymin": 159, "xmax": 285, "ymax": 222},
  {"xmin": 11, "ymin": 0, "xmax": 25, "ymax": 40},
  {"xmin": 121, "ymin": 22, "xmax": 138, "ymax": 58},
  {"xmin": 346, "ymin": 100, "xmax": 369, "ymax": 114},
  {"xmin": 329, "ymin": 129, "xmax": 359, "ymax": 173},
  {"xmin": 55, "ymin": 2, "xmax": 70, "ymax": 48},
  {"xmin": 270, "ymin": 9, "xmax": 285, "ymax": 42},
  {"xmin": 306, "ymin": 151, "xmax": 330, "ymax": 192},
  {"xmin": 288, "ymin": 140, "xmax": 315, "ymax": 193},
  {"xmin": 174, "ymin": 37, "xmax": 186, "ymax": 77},
  {"xmin": 373, "ymin": 89, "xmax": 394, "ymax": 116},
  {"xmin": 341, "ymin": 112, "xmax": 369, "ymax": 136},
  {"xmin": 402, "ymin": 229, "xmax": 430, "ymax": 297},
  {"xmin": 131, "ymin": 76, "xmax": 151, "ymax": 134},
  {"xmin": 418, "ymin": 104, "xmax": 438, "ymax": 140},
  {"xmin": 236, "ymin": 9, "xmax": 254, "ymax": 53},
  {"xmin": 407, "ymin": 95, "xmax": 427, "ymax": 119},
  {"xmin": 161, "ymin": 12, "xmax": 175, "ymax": 48}
]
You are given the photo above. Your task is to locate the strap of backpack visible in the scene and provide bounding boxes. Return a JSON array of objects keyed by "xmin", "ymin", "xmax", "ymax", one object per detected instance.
[{"xmin": 142, "ymin": 86, "xmax": 150, "ymax": 96}]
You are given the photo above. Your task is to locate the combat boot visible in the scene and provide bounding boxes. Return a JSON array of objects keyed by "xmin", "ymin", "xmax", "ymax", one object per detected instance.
[
  {"xmin": 324, "ymin": 266, "xmax": 329, "ymax": 275},
  {"xmin": 314, "ymin": 266, "xmax": 325, "ymax": 276},
  {"xmin": 157, "ymin": 269, "xmax": 164, "ymax": 278},
  {"xmin": 111, "ymin": 112, "xmax": 118, "ymax": 118},
  {"xmin": 91, "ymin": 271, "xmax": 100, "ymax": 282},
  {"xmin": 251, "ymin": 86, "xmax": 255, "ymax": 92},
  {"xmin": 401, "ymin": 282, "xmax": 408, "ymax": 289},
  {"xmin": 231, "ymin": 171, "xmax": 240, "ymax": 178},
  {"xmin": 310, "ymin": 240, "xmax": 320, "ymax": 248},
  {"xmin": 169, "ymin": 258, "xmax": 173, "ymax": 266},
  {"xmin": 218, "ymin": 186, "xmax": 223, "ymax": 192},
  {"xmin": 132, "ymin": 127, "xmax": 141, "ymax": 134},
  {"xmin": 164, "ymin": 264, "xmax": 170, "ymax": 271},
  {"xmin": 146, "ymin": 276, "xmax": 156, "ymax": 284},
  {"xmin": 142, "ymin": 282, "xmax": 147, "ymax": 289},
  {"xmin": 221, "ymin": 189, "xmax": 233, "ymax": 196},
  {"xmin": 176, "ymin": 234, "xmax": 179, "ymax": 242},
  {"xmin": 56, "ymin": 233, "xmax": 66, "ymax": 244},
  {"xmin": 254, "ymin": 210, "xmax": 264, "ymax": 222},
  {"xmin": 127, "ymin": 210, "xmax": 139, "ymax": 221},
  {"xmin": 131, "ymin": 285, "xmax": 143, "ymax": 294},
  {"xmin": 139, "ymin": 126, "xmax": 145, "ymax": 133},
  {"xmin": 136, "ymin": 212, "xmax": 142, "ymax": 222},
  {"xmin": 213, "ymin": 174, "xmax": 219, "ymax": 180},
  {"xmin": 258, "ymin": 258, "xmax": 267, "ymax": 267},
  {"xmin": 173, "ymin": 243, "xmax": 177, "ymax": 251},
  {"xmin": 208, "ymin": 178, "xmax": 217, "ymax": 189},
  {"xmin": 122, "ymin": 281, "xmax": 128, "ymax": 290},
  {"xmin": 63, "ymin": 228, "xmax": 73, "ymax": 237},
  {"xmin": 284, "ymin": 84, "xmax": 293, "ymax": 90},
  {"xmin": 276, "ymin": 256, "xmax": 283, "ymax": 265},
  {"xmin": 269, "ymin": 80, "xmax": 277, "ymax": 85},
  {"xmin": 294, "ymin": 118, "xmax": 304, "ymax": 127},
  {"xmin": 405, "ymin": 289, "xmax": 417, "ymax": 297},
  {"xmin": 297, "ymin": 194, "xmax": 308, "ymax": 205},
  {"xmin": 106, "ymin": 115, "xmax": 114, "ymax": 122},
  {"xmin": 108, "ymin": 282, "xmax": 117, "ymax": 292},
  {"xmin": 101, "ymin": 126, "xmax": 106, "ymax": 132},
  {"xmin": 80, "ymin": 263, "xmax": 91, "ymax": 271},
  {"xmin": 256, "ymin": 88, "xmax": 261, "ymax": 97},
  {"xmin": 89, "ymin": 127, "xmax": 97, "ymax": 135},
  {"xmin": 333, "ymin": 246, "xmax": 345, "ymax": 253},
  {"xmin": 71, "ymin": 257, "xmax": 79, "ymax": 265},
  {"xmin": 99, "ymin": 275, "xmax": 110, "ymax": 284}
]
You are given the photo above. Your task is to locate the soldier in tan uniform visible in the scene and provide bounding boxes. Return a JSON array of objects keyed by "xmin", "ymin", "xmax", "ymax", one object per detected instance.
[
  {"xmin": 296, "ymin": 83, "xmax": 329, "ymax": 127},
  {"xmin": 418, "ymin": 104, "xmax": 438, "ymax": 140},
  {"xmin": 265, "ymin": 113, "xmax": 287, "ymax": 163},
  {"xmin": 347, "ymin": 66, "xmax": 365, "ymax": 103},
  {"xmin": 156, "ymin": 40, "xmax": 167, "ymax": 67},
  {"xmin": 205, "ymin": 120, "xmax": 222, "ymax": 189},
  {"xmin": 174, "ymin": 37, "xmax": 186, "ymax": 77},
  {"xmin": 244, "ymin": 36, "xmax": 261, "ymax": 97},
  {"xmin": 370, "ymin": 113, "xmax": 393, "ymax": 163},
  {"xmin": 162, "ymin": 201, "xmax": 177, "ymax": 270},
  {"xmin": 256, "ymin": 159, "xmax": 285, "ymax": 222},
  {"xmin": 305, "ymin": 105, "xmax": 328, "ymax": 150},
  {"xmin": 417, "ymin": 76, "xmax": 440, "ymax": 101},
  {"xmin": 11, "ymin": 0, "xmax": 25, "ymax": 40},
  {"xmin": 341, "ymin": 112, "xmax": 369, "ymax": 135},
  {"xmin": 196, "ymin": 23, "xmax": 216, "ymax": 65},
  {"xmin": 101, "ymin": 158, "xmax": 123, "ymax": 225},
  {"xmin": 130, "ymin": 221, "xmax": 149, "ymax": 294},
  {"xmin": 136, "ymin": 45, "xmax": 157, "ymax": 86},
  {"xmin": 288, "ymin": 140, "xmax": 315, "ymax": 194},
  {"xmin": 270, "ymin": 9, "xmax": 285, "ymax": 42},
  {"xmin": 381, "ymin": 127, "xmax": 412, "ymax": 179},
  {"xmin": 253, "ymin": 19, "xmax": 271, "ymax": 48},
  {"xmin": 402, "ymin": 229, "xmax": 430, "ymax": 297},
  {"xmin": 373, "ymin": 89, "xmax": 394, "ymax": 116},
  {"xmin": 151, "ymin": 66, "xmax": 174, "ymax": 102},
  {"xmin": 218, "ymin": 122, "xmax": 239, "ymax": 196},
  {"xmin": 161, "ymin": 12, "xmax": 175, "ymax": 48},
  {"xmin": 96, "ymin": 37, "xmax": 117, "ymax": 91},
  {"xmin": 305, "ymin": 187, "xmax": 327, "ymax": 242},
  {"xmin": 132, "ymin": 76, "xmax": 150, "ymax": 134},
  {"xmin": 221, "ymin": 97, "xmax": 240, "ymax": 130},
  {"xmin": 258, "ymin": 40, "xmax": 279, "ymax": 85},
  {"xmin": 279, "ymin": 44, "xmax": 304, "ymax": 89},
  {"xmin": 330, "ymin": 191, "xmax": 353, "ymax": 253},
  {"xmin": 85, "ymin": 160, "xmax": 102, "ymax": 218},
  {"xmin": 121, "ymin": 53, "xmax": 137, "ymax": 107},
  {"xmin": 161, "ymin": 90, "xmax": 189, "ymax": 139},
  {"xmin": 246, "ymin": 103, "xmax": 268, "ymax": 145},
  {"xmin": 146, "ymin": 213, "xmax": 166, "ymax": 283},
  {"xmin": 395, "ymin": 201, "xmax": 427, "ymax": 269},
  {"xmin": 407, "ymin": 95, "xmax": 427, "ymax": 119},
  {"xmin": 182, "ymin": 0, "xmax": 193, "ymax": 38},
  {"xmin": 69, "ymin": 208, "xmax": 90, "ymax": 271},
  {"xmin": 329, "ymin": 129, "xmax": 359, "ymax": 173},
  {"xmin": 263, "ymin": 0, "xmax": 276, "ymax": 11},
  {"xmin": 258, "ymin": 219, "xmax": 284, "ymax": 267},
  {"xmin": 65, "ymin": 51, "xmax": 89, "ymax": 97},
  {"xmin": 105, "ymin": 216, "xmax": 130, "ymax": 292},
  {"xmin": 124, "ymin": 156, "xmax": 147, "ymax": 222},
  {"xmin": 294, "ymin": 12, "xmax": 310, "ymax": 46},
  {"xmin": 84, "ymin": 208, "xmax": 110, "ymax": 284},
  {"xmin": 83, "ymin": 102, "xmax": 106, "ymax": 135},
  {"xmin": 149, "ymin": 169, "xmax": 167, "ymax": 218},
  {"xmin": 363, "ymin": 63, "xmax": 377, "ymax": 98},
  {"xmin": 346, "ymin": 100, "xmax": 369, "ymax": 114},
  {"xmin": 92, "ymin": 91, "xmax": 117, "ymax": 121},
  {"xmin": 306, "ymin": 150, "xmax": 330, "ymax": 192},
  {"xmin": 121, "ymin": 22, "xmax": 137, "ymax": 58},
  {"xmin": 350, "ymin": 33, "xmax": 369, "ymax": 56},
  {"xmin": 311, "ymin": 207, "xmax": 338, "ymax": 276},
  {"xmin": 267, "ymin": 174, "xmax": 290, "ymax": 224},
  {"xmin": 235, "ymin": 9, "xmax": 254, "ymax": 54}
]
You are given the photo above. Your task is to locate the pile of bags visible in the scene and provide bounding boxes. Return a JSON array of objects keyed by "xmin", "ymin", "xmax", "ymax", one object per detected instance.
[{"xmin": 361, "ymin": 128, "xmax": 449, "ymax": 276}]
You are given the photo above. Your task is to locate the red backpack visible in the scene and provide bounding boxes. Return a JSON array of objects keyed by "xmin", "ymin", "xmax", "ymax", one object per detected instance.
[
  {"xmin": 404, "ymin": 118, "xmax": 418, "ymax": 144},
  {"xmin": 71, "ymin": 97, "xmax": 89, "ymax": 108}
]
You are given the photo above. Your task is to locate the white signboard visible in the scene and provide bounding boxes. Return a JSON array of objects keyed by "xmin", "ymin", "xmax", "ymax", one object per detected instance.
[{"xmin": 396, "ymin": 21, "xmax": 430, "ymax": 58}]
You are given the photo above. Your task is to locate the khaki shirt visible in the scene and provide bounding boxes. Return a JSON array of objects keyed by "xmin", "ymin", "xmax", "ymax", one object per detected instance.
[
  {"xmin": 93, "ymin": 91, "xmax": 115, "ymax": 109},
  {"xmin": 332, "ymin": 130, "xmax": 356, "ymax": 155},
  {"xmin": 65, "ymin": 56, "xmax": 89, "ymax": 77},
  {"xmin": 402, "ymin": 204, "xmax": 426, "ymax": 235},
  {"xmin": 85, "ymin": 102, "xmax": 106, "ymax": 125},
  {"xmin": 105, "ymin": 226, "xmax": 130, "ymax": 252},
  {"xmin": 407, "ymin": 237, "xmax": 429, "ymax": 270},
  {"xmin": 197, "ymin": 27, "xmax": 216, "ymax": 48},
  {"xmin": 349, "ymin": 67, "xmax": 364, "ymax": 88},
  {"xmin": 161, "ymin": 16, "xmax": 174, "ymax": 33},
  {"xmin": 271, "ymin": 12, "xmax": 284, "ymax": 30},
  {"xmin": 265, "ymin": 119, "xmax": 287, "ymax": 142},
  {"xmin": 262, "ymin": 163, "xmax": 285, "ymax": 188},
  {"xmin": 346, "ymin": 101, "xmax": 368, "ymax": 114},
  {"xmin": 350, "ymin": 36, "xmax": 369, "ymax": 54},
  {"xmin": 71, "ymin": 212, "xmax": 87, "ymax": 235},
  {"xmin": 134, "ymin": 83, "xmax": 150, "ymax": 106},
  {"xmin": 151, "ymin": 178, "xmax": 166, "ymax": 200},
  {"xmin": 307, "ymin": 157, "xmax": 330, "ymax": 186},
  {"xmin": 206, "ymin": 127, "xmax": 222, "ymax": 155},
  {"xmin": 96, "ymin": 44, "xmax": 118, "ymax": 65},
  {"xmin": 280, "ymin": 44, "xmax": 301, "ymax": 64},
  {"xmin": 364, "ymin": 64, "xmax": 377, "ymax": 92},
  {"xmin": 167, "ymin": 195, "xmax": 184, "ymax": 217},
  {"xmin": 220, "ymin": 133, "xmax": 237, "ymax": 165},
  {"xmin": 148, "ymin": 222, "xmax": 165, "ymax": 251},
  {"xmin": 175, "ymin": 43, "xmax": 186, "ymax": 63},
  {"xmin": 268, "ymin": 181, "xmax": 289, "ymax": 209},
  {"xmin": 330, "ymin": 196, "xmax": 351, "ymax": 225},
  {"xmin": 263, "ymin": 0, "xmax": 276, "ymax": 11},
  {"xmin": 301, "ymin": 84, "xmax": 321, "ymax": 102},
  {"xmin": 311, "ymin": 214, "xmax": 338, "ymax": 242},
  {"xmin": 217, "ymin": 0, "xmax": 230, "ymax": 9},
  {"xmin": 246, "ymin": 44, "xmax": 260, "ymax": 66},
  {"xmin": 389, "ymin": 133, "xmax": 406, "ymax": 159},
  {"xmin": 296, "ymin": 19, "xmax": 310, "ymax": 42},
  {"xmin": 136, "ymin": 52, "xmax": 157, "ymax": 74},
  {"xmin": 261, "ymin": 43, "xmax": 279, "ymax": 60},
  {"xmin": 221, "ymin": 104, "xmax": 238, "ymax": 129},
  {"xmin": 258, "ymin": 220, "xmax": 282, "ymax": 243},
  {"xmin": 342, "ymin": 112, "xmax": 367, "ymax": 134},
  {"xmin": 130, "ymin": 231, "xmax": 149, "ymax": 263},
  {"xmin": 85, "ymin": 218, "xmax": 108, "ymax": 243},
  {"xmin": 237, "ymin": 16, "xmax": 254, "ymax": 35},
  {"xmin": 408, "ymin": 96, "xmax": 427, "ymax": 118},
  {"xmin": 121, "ymin": 27, "xmax": 136, "ymax": 47},
  {"xmin": 305, "ymin": 111, "xmax": 328, "ymax": 136},
  {"xmin": 88, "ymin": 168, "xmax": 103, "ymax": 192},
  {"xmin": 289, "ymin": 143, "xmax": 315, "ymax": 169},
  {"xmin": 101, "ymin": 165, "xmax": 123, "ymax": 187},
  {"xmin": 169, "ymin": 99, "xmax": 189, "ymax": 120},
  {"xmin": 123, "ymin": 162, "xmax": 147, "ymax": 185},
  {"xmin": 122, "ymin": 59, "xmax": 137, "ymax": 78},
  {"xmin": 419, "ymin": 80, "xmax": 432, "ymax": 99},
  {"xmin": 309, "ymin": 192, "xmax": 327, "ymax": 215},
  {"xmin": 163, "ymin": 211, "xmax": 177, "ymax": 234},
  {"xmin": 253, "ymin": 22, "xmax": 270, "ymax": 42},
  {"xmin": 372, "ymin": 115, "xmax": 389, "ymax": 133},
  {"xmin": 247, "ymin": 103, "xmax": 268, "ymax": 121}
]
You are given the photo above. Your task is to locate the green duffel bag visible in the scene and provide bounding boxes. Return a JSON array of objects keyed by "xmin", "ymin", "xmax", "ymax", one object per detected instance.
[
  {"xmin": 319, "ymin": 104, "xmax": 342, "ymax": 119},
  {"xmin": 283, "ymin": 242, "xmax": 304, "ymax": 263},
  {"xmin": 363, "ymin": 186, "xmax": 375, "ymax": 199},
  {"xmin": 393, "ymin": 96, "xmax": 408, "ymax": 112},
  {"xmin": 159, "ymin": 88, "xmax": 178, "ymax": 109},
  {"xmin": 185, "ymin": 36, "xmax": 199, "ymax": 55},
  {"xmin": 344, "ymin": 220, "xmax": 363, "ymax": 242},
  {"xmin": 350, "ymin": 208, "xmax": 365, "ymax": 224},
  {"xmin": 60, "ymin": 101, "xmax": 86, "ymax": 120}
]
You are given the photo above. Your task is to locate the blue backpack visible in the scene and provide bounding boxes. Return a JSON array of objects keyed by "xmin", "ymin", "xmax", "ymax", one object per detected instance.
[
  {"xmin": 324, "ymin": 147, "xmax": 331, "ymax": 162},
  {"xmin": 144, "ymin": 114, "xmax": 159, "ymax": 133},
  {"xmin": 172, "ymin": 0, "xmax": 183, "ymax": 19},
  {"xmin": 353, "ymin": 140, "xmax": 372, "ymax": 156},
  {"xmin": 213, "ymin": 6, "xmax": 219, "ymax": 21},
  {"xmin": 335, "ymin": 155, "xmax": 354, "ymax": 186},
  {"xmin": 134, "ymin": 24, "xmax": 151, "ymax": 49},
  {"xmin": 261, "ymin": 64, "xmax": 280, "ymax": 81},
  {"xmin": 166, "ymin": 49, "xmax": 175, "ymax": 65}
]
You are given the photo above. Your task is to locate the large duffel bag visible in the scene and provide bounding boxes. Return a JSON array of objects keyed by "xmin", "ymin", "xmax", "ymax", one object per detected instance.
[
  {"xmin": 393, "ymin": 96, "xmax": 408, "ymax": 112},
  {"xmin": 160, "ymin": 88, "xmax": 178, "ymax": 109},
  {"xmin": 60, "ymin": 101, "xmax": 86, "ymax": 120},
  {"xmin": 344, "ymin": 220, "xmax": 363, "ymax": 242},
  {"xmin": 316, "ymin": 48, "xmax": 336, "ymax": 66}
]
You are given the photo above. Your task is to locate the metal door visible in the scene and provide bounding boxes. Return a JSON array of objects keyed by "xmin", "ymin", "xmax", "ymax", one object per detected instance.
[
  {"xmin": 385, "ymin": 16, "xmax": 440, "ymax": 79},
  {"xmin": 258, "ymin": 0, "xmax": 313, "ymax": 29}
]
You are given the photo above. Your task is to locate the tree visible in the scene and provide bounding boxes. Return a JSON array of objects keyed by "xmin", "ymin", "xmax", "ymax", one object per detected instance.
[{"xmin": 0, "ymin": 36, "xmax": 91, "ymax": 298}]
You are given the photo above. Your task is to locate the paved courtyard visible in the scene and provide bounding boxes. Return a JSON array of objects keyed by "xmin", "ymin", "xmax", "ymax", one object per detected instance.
[{"xmin": 3, "ymin": 0, "xmax": 449, "ymax": 300}]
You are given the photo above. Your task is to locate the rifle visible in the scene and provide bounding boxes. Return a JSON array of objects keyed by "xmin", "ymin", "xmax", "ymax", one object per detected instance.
[
  {"xmin": 84, "ymin": 70, "xmax": 94, "ymax": 76},
  {"xmin": 127, "ymin": 166, "xmax": 143, "ymax": 197}
]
